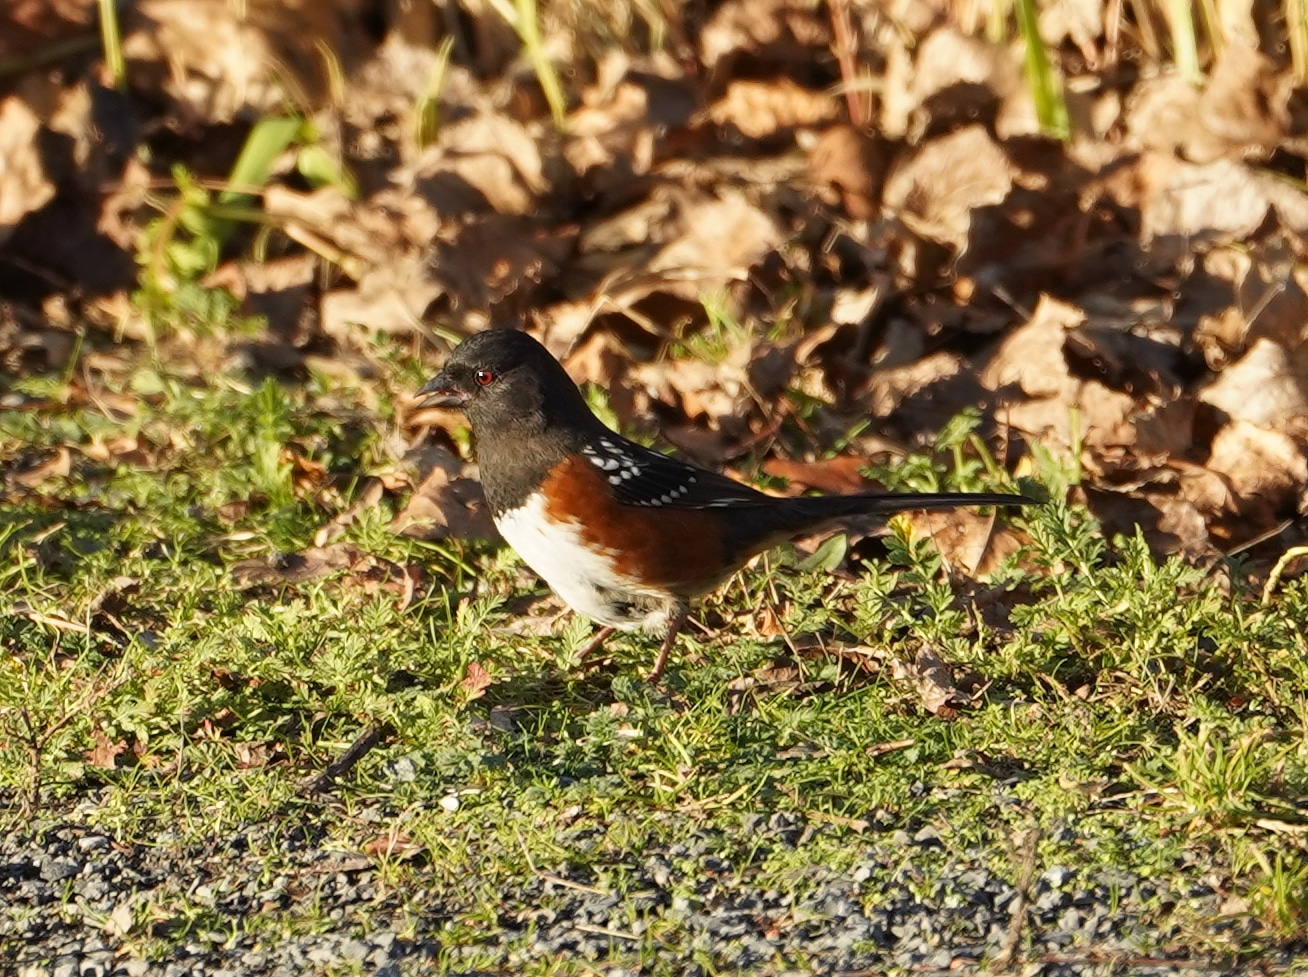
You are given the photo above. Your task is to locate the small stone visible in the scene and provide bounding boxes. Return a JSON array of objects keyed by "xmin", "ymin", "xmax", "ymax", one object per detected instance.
[
  {"xmin": 1042, "ymin": 866, "xmax": 1073, "ymax": 888},
  {"xmin": 913, "ymin": 826, "xmax": 941, "ymax": 846},
  {"xmin": 340, "ymin": 939, "xmax": 369, "ymax": 961},
  {"xmin": 1034, "ymin": 888, "xmax": 1069, "ymax": 913},
  {"xmin": 79, "ymin": 954, "xmax": 109, "ymax": 977},
  {"xmin": 387, "ymin": 757, "xmax": 417, "ymax": 783},
  {"xmin": 40, "ymin": 859, "xmax": 81, "ymax": 882}
]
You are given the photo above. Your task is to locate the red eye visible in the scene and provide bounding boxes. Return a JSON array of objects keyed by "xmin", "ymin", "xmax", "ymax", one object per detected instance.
[{"xmin": 474, "ymin": 369, "xmax": 497, "ymax": 387}]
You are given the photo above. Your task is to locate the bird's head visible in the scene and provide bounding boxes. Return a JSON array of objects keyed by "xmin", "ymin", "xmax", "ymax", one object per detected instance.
[{"xmin": 417, "ymin": 328, "xmax": 590, "ymax": 434}]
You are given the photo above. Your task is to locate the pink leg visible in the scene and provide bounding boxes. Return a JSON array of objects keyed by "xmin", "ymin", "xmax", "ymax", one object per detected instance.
[
  {"xmin": 575, "ymin": 625, "xmax": 617, "ymax": 662},
  {"xmin": 646, "ymin": 604, "xmax": 689, "ymax": 681}
]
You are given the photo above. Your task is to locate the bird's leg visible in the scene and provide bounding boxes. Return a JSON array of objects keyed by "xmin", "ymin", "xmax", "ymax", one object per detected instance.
[
  {"xmin": 647, "ymin": 602, "xmax": 689, "ymax": 681},
  {"xmin": 575, "ymin": 625, "xmax": 617, "ymax": 662}
]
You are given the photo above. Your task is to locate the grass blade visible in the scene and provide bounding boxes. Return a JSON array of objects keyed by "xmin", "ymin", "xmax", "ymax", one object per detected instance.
[{"xmin": 1013, "ymin": 0, "xmax": 1070, "ymax": 140}]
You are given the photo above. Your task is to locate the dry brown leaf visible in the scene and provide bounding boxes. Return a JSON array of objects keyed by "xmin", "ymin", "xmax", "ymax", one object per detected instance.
[
  {"xmin": 867, "ymin": 738, "xmax": 916, "ymax": 758},
  {"xmin": 1077, "ymin": 381, "xmax": 1141, "ymax": 470},
  {"xmin": 905, "ymin": 508, "xmax": 1022, "ymax": 577},
  {"xmin": 1175, "ymin": 460, "xmax": 1239, "ymax": 516},
  {"xmin": 1127, "ymin": 43, "xmax": 1295, "ymax": 162},
  {"xmin": 231, "ymin": 544, "xmax": 421, "ymax": 601},
  {"xmin": 1199, "ymin": 338, "xmax": 1308, "ymax": 429},
  {"xmin": 883, "ymin": 29, "xmax": 1015, "ymax": 140},
  {"xmin": 1206, "ymin": 421, "xmax": 1308, "ymax": 514},
  {"xmin": 1195, "ymin": 239, "xmax": 1308, "ymax": 363},
  {"xmin": 894, "ymin": 646, "xmax": 969, "ymax": 719},
  {"xmin": 699, "ymin": 0, "xmax": 830, "ymax": 72},
  {"xmin": 1149, "ymin": 494, "xmax": 1215, "ymax": 558},
  {"xmin": 88, "ymin": 728, "xmax": 126, "ymax": 770},
  {"xmin": 883, "ymin": 125, "xmax": 1016, "ymax": 248},
  {"xmin": 10, "ymin": 447, "xmax": 71, "ymax": 487},
  {"xmin": 707, "ymin": 79, "xmax": 838, "ymax": 140},
  {"xmin": 1038, "ymin": 0, "xmax": 1106, "ymax": 60},
  {"xmin": 866, "ymin": 351, "xmax": 967, "ymax": 418},
  {"xmin": 567, "ymin": 54, "xmax": 694, "ymax": 179},
  {"xmin": 566, "ymin": 78, "xmax": 655, "ymax": 177},
  {"xmin": 362, "ymin": 833, "xmax": 426, "ymax": 859},
  {"xmin": 980, "ymin": 294, "xmax": 1083, "ymax": 399},
  {"xmin": 1193, "ymin": 45, "xmax": 1292, "ymax": 159},
  {"xmin": 320, "ymin": 254, "xmax": 441, "ymax": 338},
  {"xmin": 232, "ymin": 741, "xmax": 275, "ymax": 769},
  {"xmin": 635, "ymin": 350, "xmax": 750, "ymax": 425},
  {"xmin": 2, "ymin": 0, "xmax": 95, "ymax": 58},
  {"xmin": 1131, "ymin": 153, "xmax": 1308, "ymax": 242},
  {"xmin": 808, "ymin": 126, "xmax": 892, "ymax": 221},
  {"xmin": 404, "ymin": 113, "xmax": 546, "ymax": 215},
  {"xmin": 122, "ymin": 0, "xmax": 356, "ymax": 120},
  {"xmin": 391, "ymin": 464, "xmax": 497, "ymax": 542},
  {"xmin": 1125, "ymin": 75, "xmax": 1207, "ymax": 157},
  {"xmin": 762, "ymin": 456, "xmax": 871, "ymax": 495},
  {"xmin": 647, "ymin": 190, "xmax": 782, "ymax": 284},
  {"xmin": 0, "ymin": 97, "xmax": 55, "ymax": 245},
  {"xmin": 426, "ymin": 216, "xmax": 577, "ymax": 317}
]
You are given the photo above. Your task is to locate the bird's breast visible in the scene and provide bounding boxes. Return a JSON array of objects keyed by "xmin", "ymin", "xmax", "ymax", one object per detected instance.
[{"xmin": 535, "ymin": 457, "xmax": 733, "ymax": 594}]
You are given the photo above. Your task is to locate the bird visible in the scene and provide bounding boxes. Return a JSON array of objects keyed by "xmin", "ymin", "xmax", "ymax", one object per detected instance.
[{"xmin": 417, "ymin": 328, "xmax": 1034, "ymax": 679}]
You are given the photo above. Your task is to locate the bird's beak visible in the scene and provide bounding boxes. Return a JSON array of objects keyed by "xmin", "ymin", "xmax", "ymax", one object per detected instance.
[{"xmin": 416, "ymin": 372, "xmax": 469, "ymax": 409}]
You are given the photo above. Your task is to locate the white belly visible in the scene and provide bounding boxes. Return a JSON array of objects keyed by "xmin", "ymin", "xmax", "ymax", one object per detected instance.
[{"xmin": 494, "ymin": 495, "xmax": 672, "ymax": 631}]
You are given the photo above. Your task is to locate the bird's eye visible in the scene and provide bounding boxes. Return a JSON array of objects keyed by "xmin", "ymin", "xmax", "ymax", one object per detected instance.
[{"xmin": 474, "ymin": 369, "xmax": 497, "ymax": 387}]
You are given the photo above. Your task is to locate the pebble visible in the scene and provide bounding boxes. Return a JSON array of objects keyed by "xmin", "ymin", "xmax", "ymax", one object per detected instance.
[
  {"xmin": 41, "ymin": 859, "xmax": 82, "ymax": 883},
  {"xmin": 0, "ymin": 805, "xmax": 1285, "ymax": 977}
]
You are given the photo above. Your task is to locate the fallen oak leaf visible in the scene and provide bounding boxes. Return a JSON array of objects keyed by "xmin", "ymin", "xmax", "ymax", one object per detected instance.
[
  {"xmin": 391, "ymin": 466, "xmax": 497, "ymax": 541},
  {"xmin": 893, "ymin": 646, "xmax": 970, "ymax": 718},
  {"xmin": 88, "ymin": 728, "xmax": 126, "ymax": 770},
  {"xmin": 10, "ymin": 447, "xmax": 71, "ymax": 488},
  {"xmin": 231, "ymin": 544, "xmax": 423, "ymax": 606},
  {"xmin": 362, "ymin": 833, "xmax": 426, "ymax": 860},
  {"xmin": 762, "ymin": 455, "xmax": 872, "ymax": 494}
]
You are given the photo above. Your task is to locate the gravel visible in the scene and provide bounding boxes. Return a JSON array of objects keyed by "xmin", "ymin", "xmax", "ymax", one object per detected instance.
[{"xmin": 2, "ymin": 800, "xmax": 1301, "ymax": 976}]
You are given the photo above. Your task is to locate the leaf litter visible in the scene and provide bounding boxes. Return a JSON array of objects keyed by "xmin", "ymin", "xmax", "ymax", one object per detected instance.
[{"xmin": 1, "ymin": 1, "xmax": 1307, "ymax": 644}]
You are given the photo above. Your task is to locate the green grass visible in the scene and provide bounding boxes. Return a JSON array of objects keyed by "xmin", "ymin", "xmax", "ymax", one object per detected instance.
[{"xmin": 3, "ymin": 326, "xmax": 1308, "ymax": 968}]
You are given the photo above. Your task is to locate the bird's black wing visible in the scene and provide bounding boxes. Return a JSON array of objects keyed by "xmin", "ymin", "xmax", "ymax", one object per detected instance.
[{"xmin": 580, "ymin": 435, "xmax": 773, "ymax": 509}]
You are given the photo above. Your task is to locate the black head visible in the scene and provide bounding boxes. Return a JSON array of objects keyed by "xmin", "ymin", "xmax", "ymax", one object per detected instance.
[{"xmin": 417, "ymin": 328, "xmax": 594, "ymax": 436}]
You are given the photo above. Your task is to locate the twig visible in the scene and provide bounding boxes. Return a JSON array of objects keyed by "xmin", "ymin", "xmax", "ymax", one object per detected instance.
[
  {"xmin": 299, "ymin": 723, "xmax": 392, "ymax": 796},
  {"xmin": 826, "ymin": 0, "xmax": 870, "ymax": 126},
  {"xmin": 1262, "ymin": 546, "xmax": 1308, "ymax": 604},
  {"xmin": 991, "ymin": 824, "xmax": 1040, "ymax": 972}
]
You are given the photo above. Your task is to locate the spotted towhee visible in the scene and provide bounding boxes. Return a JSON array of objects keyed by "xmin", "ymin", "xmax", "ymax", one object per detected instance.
[{"xmin": 419, "ymin": 329, "xmax": 1034, "ymax": 679}]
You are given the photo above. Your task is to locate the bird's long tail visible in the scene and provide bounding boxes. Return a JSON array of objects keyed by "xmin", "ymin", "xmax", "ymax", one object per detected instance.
[{"xmin": 728, "ymin": 490, "xmax": 1034, "ymax": 558}]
